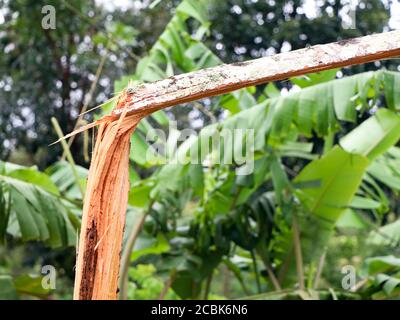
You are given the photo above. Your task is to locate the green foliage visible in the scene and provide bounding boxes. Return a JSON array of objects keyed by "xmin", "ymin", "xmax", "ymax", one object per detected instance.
[
  {"xmin": 359, "ymin": 256, "xmax": 400, "ymax": 299},
  {"xmin": 0, "ymin": 162, "xmax": 80, "ymax": 248},
  {"xmin": 369, "ymin": 219, "xmax": 400, "ymax": 247},
  {"xmin": 367, "ymin": 147, "xmax": 400, "ymax": 192},
  {"xmin": 46, "ymin": 161, "xmax": 88, "ymax": 200},
  {"xmin": 0, "ymin": 275, "xmax": 18, "ymax": 299},
  {"xmin": 294, "ymin": 146, "xmax": 369, "ymax": 256},
  {"xmin": 127, "ymin": 264, "xmax": 178, "ymax": 300}
]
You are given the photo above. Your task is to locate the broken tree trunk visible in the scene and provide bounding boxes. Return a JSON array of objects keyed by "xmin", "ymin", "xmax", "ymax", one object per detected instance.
[
  {"xmin": 113, "ymin": 31, "xmax": 400, "ymax": 118},
  {"xmin": 73, "ymin": 31, "xmax": 400, "ymax": 300}
]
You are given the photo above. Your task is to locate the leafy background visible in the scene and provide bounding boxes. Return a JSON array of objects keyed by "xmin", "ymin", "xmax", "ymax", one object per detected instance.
[{"xmin": 0, "ymin": 0, "xmax": 400, "ymax": 300}]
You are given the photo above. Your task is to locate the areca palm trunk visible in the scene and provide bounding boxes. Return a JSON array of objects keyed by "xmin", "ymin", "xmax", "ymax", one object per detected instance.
[{"xmin": 72, "ymin": 31, "xmax": 400, "ymax": 299}]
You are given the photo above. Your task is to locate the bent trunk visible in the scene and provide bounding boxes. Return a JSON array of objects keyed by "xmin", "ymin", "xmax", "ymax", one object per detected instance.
[{"xmin": 72, "ymin": 31, "xmax": 400, "ymax": 299}]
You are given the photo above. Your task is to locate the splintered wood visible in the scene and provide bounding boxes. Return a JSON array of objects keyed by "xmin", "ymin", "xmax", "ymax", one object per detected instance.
[
  {"xmin": 72, "ymin": 31, "xmax": 400, "ymax": 300},
  {"xmin": 73, "ymin": 91, "xmax": 144, "ymax": 300}
]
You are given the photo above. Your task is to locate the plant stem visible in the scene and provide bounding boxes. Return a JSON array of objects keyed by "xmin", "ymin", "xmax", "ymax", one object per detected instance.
[
  {"xmin": 251, "ymin": 250, "xmax": 262, "ymax": 293},
  {"xmin": 83, "ymin": 123, "xmax": 90, "ymax": 162},
  {"xmin": 51, "ymin": 117, "xmax": 85, "ymax": 199},
  {"xmin": 222, "ymin": 259, "xmax": 250, "ymax": 296},
  {"xmin": 329, "ymin": 288, "xmax": 338, "ymax": 300},
  {"xmin": 313, "ymin": 248, "xmax": 327, "ymax": 289},
  {"xmin": 159, "ymin": 270, "xmax": 176, "ymax": 300},
  {"xmin": 203, "ymin": 271, "xmax": 213, "ymax": 300},
  {"xmin": 260, "ymin": 255, "xmax": 282, "ymax": 291},
  {"xmin": 193, "ymin": 102, "xmax": 217, "ymax": 124},
  {"xmin": 323, "ymin": 131, "xmax": 335, "ymax": 154},
  {"xmin": 119, "ymin": 211, "xmax": 148, "ymax": 300},
  {"xmin": 222, "ymin": 264, "xmax": 231, "ymax": 298},
  {"xmin": 352, "ymin": 278, "xmax": 368, "ymax": 292},
  {"xmin": 292, "ymin": 213, "xmax": 305, "ymax": 291}
]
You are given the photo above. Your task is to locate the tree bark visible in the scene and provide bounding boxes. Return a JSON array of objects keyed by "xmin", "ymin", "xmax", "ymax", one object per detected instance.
[
  {"xmin": 112, "ymin": 31, "xmax": 400, "ymax": 118},
  {"xmin": 73, "ymin": 92, "xmax": 145, "ymax": 299},
  {"xmin": 73, "ymin": 115, "xmax": 137, "ymax": 299}
]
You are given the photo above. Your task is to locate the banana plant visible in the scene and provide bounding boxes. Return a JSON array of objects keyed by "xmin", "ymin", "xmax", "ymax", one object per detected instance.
[
  {"xmin": 280, "ymin": 109, "xmax": 400, "ymax": 284},
  {"xmin": 0, "ymin": 161, "xmax": 81, "ymax": 247}
]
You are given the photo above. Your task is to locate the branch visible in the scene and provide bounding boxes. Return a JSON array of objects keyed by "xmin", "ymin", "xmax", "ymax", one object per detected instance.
[
  {"xmin": 112, "ymin": 31, "xmax": 400, "ymax": 118},
  {"xmin": 158, "ymin": 270, "xmax": 176, "ymax": 300},
  {"xmin": 313, "ymin": 248, "xmax": 327, "ymax": 290},
  {"xmin": 119, "ymin": 201, "xmax": 154, "ymax": 300},
  {"xmin": 292, "ymin": 214, "xmax": 305, "ymax": 291}
]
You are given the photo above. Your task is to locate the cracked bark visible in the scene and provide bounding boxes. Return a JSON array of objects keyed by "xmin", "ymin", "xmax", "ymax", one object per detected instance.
[{"xmin": 112, "ymin": 31, "xmax": 400, "ymax": 118}]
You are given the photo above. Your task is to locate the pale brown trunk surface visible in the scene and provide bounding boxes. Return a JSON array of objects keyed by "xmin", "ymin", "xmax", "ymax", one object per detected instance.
[
  {"xmin": 73, "ymin": 92, "xmax": 145, "ymax": 299},
  {"xmin": 73, "ymin": 32, "xmax": 400, "ymax": 300},
  {"xmin": 113, "ymin": 31, "xmax": 400, "ymax": 118}
]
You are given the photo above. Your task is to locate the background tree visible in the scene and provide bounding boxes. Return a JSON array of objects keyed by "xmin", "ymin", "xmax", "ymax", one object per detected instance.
[
  {"xmin": 209, "ymin": 0, "xmax": 392, "ymax": 63},
  {"xmin": 0, "ymin": 0, "xmax": 173, "ymax": 166}
]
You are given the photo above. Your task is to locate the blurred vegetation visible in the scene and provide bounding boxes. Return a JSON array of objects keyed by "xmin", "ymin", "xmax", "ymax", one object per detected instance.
[{"xmin": 1, "ymin": 0, "xmax": 400, "ymax": 300}]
